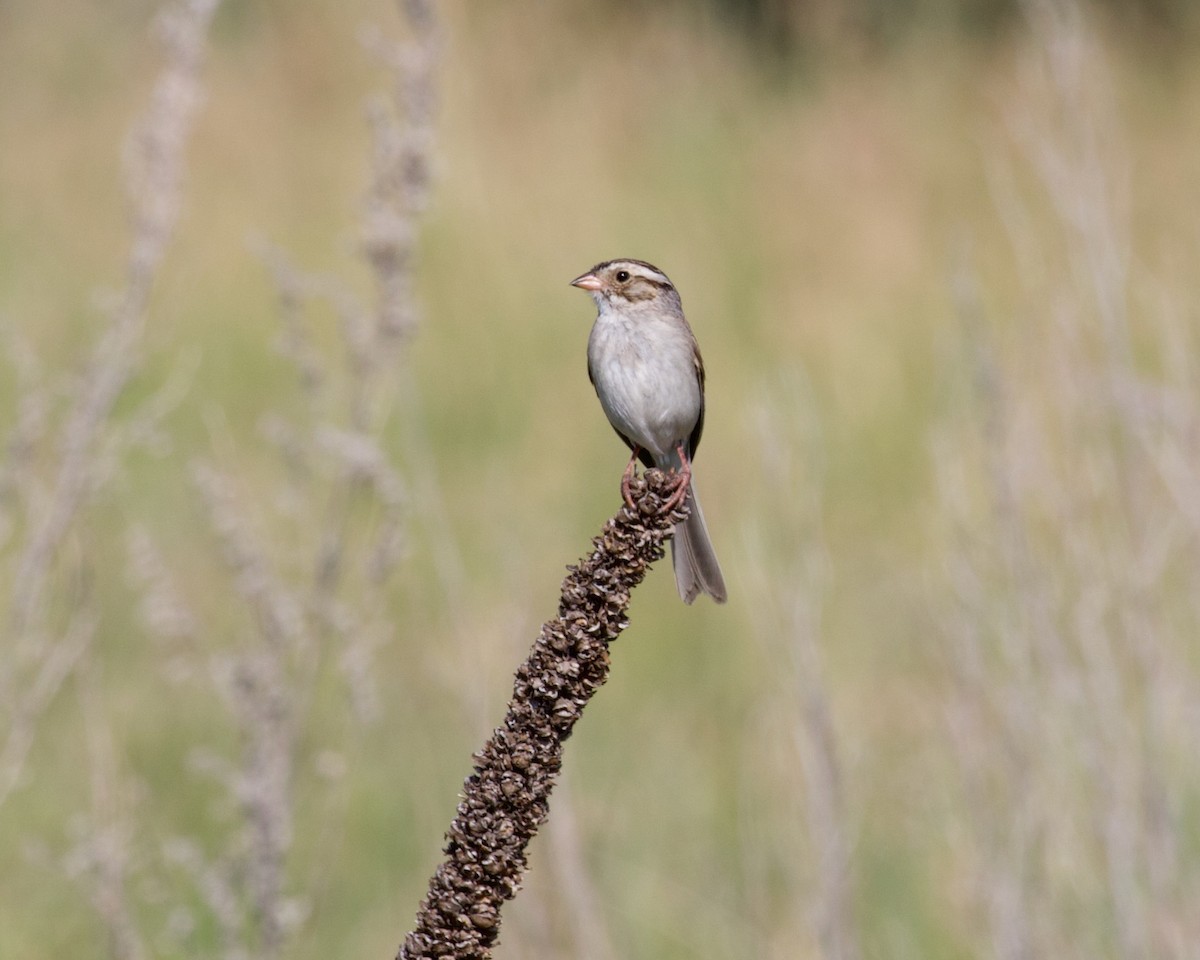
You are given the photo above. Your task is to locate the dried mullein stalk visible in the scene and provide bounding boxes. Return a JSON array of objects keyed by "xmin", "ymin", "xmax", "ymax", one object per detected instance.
[{"xmin": 399, "ymin": 471, "xmax": 687, "ymax": 960}]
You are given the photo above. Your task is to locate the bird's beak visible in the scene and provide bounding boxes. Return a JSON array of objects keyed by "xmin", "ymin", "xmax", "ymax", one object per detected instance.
[{"xmin": 570, "ymin": 273, "xmax": 602, "ymax": 291}]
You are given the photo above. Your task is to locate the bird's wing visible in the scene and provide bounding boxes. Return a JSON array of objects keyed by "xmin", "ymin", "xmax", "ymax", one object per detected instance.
[{"xmin": 688, "ymin": 338, "xmax": 706, "ymax": 458}]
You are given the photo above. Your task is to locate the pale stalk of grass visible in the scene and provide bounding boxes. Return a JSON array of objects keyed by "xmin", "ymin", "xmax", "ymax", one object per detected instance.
[
  {"xmin": 243, "ymin": 0, "xmax": 437, "ymax": 705},
  {"xmin": 0, "ymin": 0, "xmax": 220, "ymax": 817},
  {"xmin": 188, "ymin": 460, "xmax": 303, "ymax": 958},
  {"xmin": 783, "ymin": 580, "xmax": 859, "ymax": 960},
  {"xmin": 68, "ymin": 657, "xmax": 149, "ymax": 960},
  {"xmin": 301, "ymin": 0, "xmax": 439, "ymax": 686},
  {"xmin": 1017, "ymin": 6, "xmax": 1190, "ymax": 955},
  {"xmin": 936, "ymin": 425, "xmax": 1039, "ymax": 960},
  {"xmin": 124, "ymin": 3, "xmax": 441, "ymax": 955},
  {"xmin": 939, "ymin": 254, "xmax": 1043, "ymax": 960},
  {"xmin": 126, "ymin": 524, "xmax": 201, "ymax": 657},
  {"xmin": 0, "ymin": 323, "xmax": 48, "ymax": 526},
  {"xmin": 939, "ymin": 2, "xmax": 1200, "ymax": 955},
  {"xmin": 744, "ymin": 379, "xmax": 861, "ymax": 960},
  {"xmin": 0, "ymin": 608, "xmax": 94, "ymax": 809},
  {"xmin": 545, "ymin": 777, "xmax": 620, "ymax": 960},
  {"xmin": 361, "ymin": 0, "xmax": 438, "ymax": 348},
  {"xmin": 162, "ymin": 837, "xmax": 252, "ymax": 960},
  {"xmin": 7, "ymin": 0, "xmax": 220, "ymax": 637}
]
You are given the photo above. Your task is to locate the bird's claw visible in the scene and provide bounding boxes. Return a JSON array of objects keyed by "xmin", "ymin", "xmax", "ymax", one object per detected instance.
[
  {"xmin": 658, "ymin": 443, "xmax": 692, "ymax": 514},
  {"xmin": 618, "ymin": 444, "xmax": 691, "ymax": 514},
  {"xmin": 659, "ymin": 472, "xmax": 690, "ymax": 514}
]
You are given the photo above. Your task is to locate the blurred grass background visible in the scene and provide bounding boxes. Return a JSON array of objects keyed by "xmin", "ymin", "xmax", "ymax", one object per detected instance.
[{"xmin": 3, "ymin": 1, "xmax": 1200, "ymax": 958}]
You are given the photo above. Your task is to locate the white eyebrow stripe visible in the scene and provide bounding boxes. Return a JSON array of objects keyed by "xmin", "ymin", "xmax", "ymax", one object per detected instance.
[{"xmin": 609, "ymin": 261, "xmax": 670, "ymax": 285}]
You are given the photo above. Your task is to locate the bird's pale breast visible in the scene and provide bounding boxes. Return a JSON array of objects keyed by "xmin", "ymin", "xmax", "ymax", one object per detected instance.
[{"xmin": 588, "ymin": 310, "xmax": 701, "ymax": 464}]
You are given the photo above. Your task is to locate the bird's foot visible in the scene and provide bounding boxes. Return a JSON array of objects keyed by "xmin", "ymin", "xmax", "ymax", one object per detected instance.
[{"xmin": 658, "ymin": 444, "xmax": 692, "ymax": 514}]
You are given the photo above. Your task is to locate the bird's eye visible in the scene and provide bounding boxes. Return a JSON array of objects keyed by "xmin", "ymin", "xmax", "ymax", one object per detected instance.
[{"xmin": 615, "ymin": 270, "xmax": 630, "ymax": 283}]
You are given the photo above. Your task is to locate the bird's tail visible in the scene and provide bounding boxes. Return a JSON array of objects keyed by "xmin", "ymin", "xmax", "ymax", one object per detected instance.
[{"xmin": 672, "ymin": 481, "xmax": 727, "ymax": 604}]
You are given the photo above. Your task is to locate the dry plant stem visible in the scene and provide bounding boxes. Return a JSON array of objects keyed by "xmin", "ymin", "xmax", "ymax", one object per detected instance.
[
  {"xmin": 0, "ymin": 0, "xmax": 220, "ymax": 814},
  {"xmin": 0, "ymin": 610, "xmax": 94, "ymax": 808},
  {"xmin": 545, "ymin": 780, "xmax": 619, "ymax": 960},
  {"xmin": 8, "ymin": 0, "xmax": 220, "ymax": 637},
  {"xmin": 76, "ymin": 660, "xmax": 148, "ymax": 960},
  {"xmin": 789, "ymin": 590, "xmax": 859, "ymax": 960},
  {"xmin": 298, "ymin": 0, "xmax": 437, "ymax": 613},
  {"xmin": 399, "ymin": 471, "xmax": 684, "ymax": 960},
  {"xmin": 747, "ymin": 384, "xmax": 860, "ymax": 960},
  {"xmin": 939, "ymin": 3, "xmax": 1200, "ymax": 955}
]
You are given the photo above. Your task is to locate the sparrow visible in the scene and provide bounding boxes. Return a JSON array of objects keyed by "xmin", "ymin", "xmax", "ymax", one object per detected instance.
[{"xmin": 571, "ymin": 259, "xmax": 727, "ymax": 605}]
